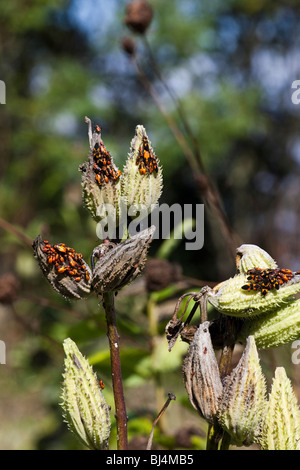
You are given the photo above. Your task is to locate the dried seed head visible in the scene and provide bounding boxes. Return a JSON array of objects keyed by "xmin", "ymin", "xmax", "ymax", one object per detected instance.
[
  {"xmin": 144, "ymin": 258, "xmax": 182, "ymax": 292},
  {"xmin": 124, "ymin": 0, "xmax": 153, "ymax": 34},
  {"xmin": 92, "ymin": 226, "xmax": 155, "ymax": 294},
  {"xmin": 121, "ymin": 36, "xmax": 136, "ymax": 56},
  {"xmin": 0, "ymin": 273, "xmax": 19, "ymax": 304},
  {"xmin": 218, "ymin": 336, "xmax": 267, "ymax": 447},
  {"xmin": 208, "ymin": 270, "xmax": 300, "ymax": 318},
  {"xmin": 61, "ymin": 338, "xmax": 111, "ymax": 450},
  {"xmin": 183, "ymin": 321, "xmax": 223, "ymax": 424},
  {"xmin": 121, "ymin": 125, "xmax": 162, "ymax": 217},
  {"xmin": 236, "ymin": 244, "xmax": 277, "ymax": 273},
  {"xmin": 259, "ymin": 367, "xmax": 300, "ymax": 450},
  {"xmin": 32, "ymin": 236, "xmax": 92, "ymax": 300},
  {"xmin": 165, "ymin": 288, "xmax": 211, "ymax": 351},
  {"xmin": 79, "ymin": 117, "xmax": 122, "ymax": 223},
  {"xmin": 239, "ymin": 298, "xmax": 300, "ymax": 349}
]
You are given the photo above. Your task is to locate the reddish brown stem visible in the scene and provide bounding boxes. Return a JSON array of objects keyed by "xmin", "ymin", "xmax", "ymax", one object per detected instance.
[
  {"xmin": 102, "ymin": 292, "xmax": 128, "ymax": 450},
  {"xmin": 0, "ymin": 216, "xmax": 33, "ymax": 247}
]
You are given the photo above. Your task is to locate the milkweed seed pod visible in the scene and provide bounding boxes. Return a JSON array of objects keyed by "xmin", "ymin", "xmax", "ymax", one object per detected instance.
[
  {"xmin": 79, "ymin": 117, "xmax": 122, "ymax": 223},
  {"xmin": 183, "ymin": 321, "xmax": 223, "ymax": 424},
  {"xmin": 121, "ymin": 125, "xmax": 162, "ymax": 218},
  {"xmin": 258, "ymin": 367, "xmax": 300, "ymax": 450},
  {"xmin": 236, "ymin": 244, "xmax": 278, "ymax": 273},
  {"xmin": 218, "ymin": 336, "xmax": 267, "ymax": 447},
  {"xmin": 61, "ymin": 338, "xmax": 111, "ymax": 450},
  {"xmin": 238, "ymin": 298, "xmax": 300, "ymax": 349},
  {"xmin": 92, "ymin": 226, "xmax": 155, "ymax": 294},
  {"xmin": 207, "ymin": 271, "xmax": 300, "ymax": 318},
  {"xmin": 32, "ymin": 236, "xmax": 92, "ymax": 300},
  {"xmin": 207, "ymin": 245, "xmax": 300, "ymax": 318}
]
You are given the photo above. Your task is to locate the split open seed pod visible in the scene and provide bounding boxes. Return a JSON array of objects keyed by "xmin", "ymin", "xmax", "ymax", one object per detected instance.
[
  {"xmin": 32, "ymin": 236, "xmax": 92, "ymax": 300},
  {"xmin": 218, "ymin": 336, "xmax": 267, "ymax": 447},
  {"xmin": 121, "ymin": 125, "xmax": 162, "ymax": 219},
  {"xmin": 183, "ymin": 321, "xmax": 223, "ymax": 424},
  {"xmin": 92, "ymin": 226, "xmax": 155, "ymax": 294},
  {"xmin": 79, "ymin": 117, "xmax": 122, "ymax": 224}
]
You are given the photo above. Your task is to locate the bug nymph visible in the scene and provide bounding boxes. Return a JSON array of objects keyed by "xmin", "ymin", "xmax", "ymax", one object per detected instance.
[
  {"xmin": 54, "ymin": 243, "xmax": 67, "ymax": 253},
  {"xmin": 92, "ymin": 135, "xmax": 121, "ymax": 187},
  {"xmin": 42, "ymin": 240, "xmax": 91, "ymax": 284},
  {"xmin": 242, "ymin": 267, "xmax": 297, "ymax": 296},
  {"xmin": 136, "ymin": 135, "xmax": 158, "ymax": 175},
  {"xmin": 33, "ymin": 236, "xmax": 92, "ymax": 300}
]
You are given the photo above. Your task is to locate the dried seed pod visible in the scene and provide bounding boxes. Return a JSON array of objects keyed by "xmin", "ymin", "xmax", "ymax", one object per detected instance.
[
  {"xmin": 79, "ymin": 117, "xmax": 122, "ymax": 223},
  {"xmin": 121, "ymin": 125, "xmax": 162, "ymax": 217},
  {"xmin": 238, "ymin": 298, "xmax": 300, "ymax": 349},
  {"xmin": 0, "ymin": 273, "xmax": 19, "ymax": 304},
  {"xmin": 120, "ymin": 36, "xmax": 136, "ymax": 56},
  {"xmin": 144, "ymin": 258, "xmax": 182, "ymax": 292},
  {"xmin": 183, "ymin": 321, "xmax": 223, "ymax": 424},
  {"xmin": 218, "ymin": 336, "xmax": 267, "ymax": 447},
  {"xmin": 259, "ymin": 367, "xmax": 300, "ymax": 450},
  {"xmin": 92, "ymin": 226, "xmax": 155, "ymax": 294},
  {"xmin": 165, "ymin": 288, "xmax": 211, "ymax": 351},
  {"xmin": 32, "ymin": 236, "xmax": 92, "ymax": 300},
  {"xmin": 124, "ymin": 0, "xmax": 153, "ymax": 35},
  {"xmin": 61, "ymin": 338, "xmax": 111, "ymax": 450}
]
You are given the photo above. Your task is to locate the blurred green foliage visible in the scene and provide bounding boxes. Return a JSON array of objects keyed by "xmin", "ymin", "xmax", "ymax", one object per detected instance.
[{"xmin": 1, "ymin": 0, "xmax": 300, "ymax": 450}]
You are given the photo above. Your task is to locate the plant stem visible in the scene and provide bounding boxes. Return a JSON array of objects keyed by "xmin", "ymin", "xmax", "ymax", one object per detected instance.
[
  {"xmin": 147, "ymin": 295, "xmax": 167, "ymax": 433},
  {"xmin": 102, "ymin": 292, "xmax": 128, "ymax": 450},
  {"xmin": 0, "ymin": 216, "xmax": 33, "ymax": 247},
  {"xmin": 146, "ymin": 393, "xmax": 176, "ymax": 450},
  {"xmin": 206, "ymin": 422, "xmax": 223, "ymax": 450},
  {"xmin": 220, "ymin": 431, "xmax": 232, "ymax": 450},
  {"xmin": 147, "ymin": 294, "xmax": 158, "ymax": 337}
]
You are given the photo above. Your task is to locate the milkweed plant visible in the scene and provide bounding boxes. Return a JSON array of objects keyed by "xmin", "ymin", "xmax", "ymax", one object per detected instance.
[
  {"xmin": 167, "ymin": 243, "xmax": 300, "ymax": 450},
  {"xmin": 33, "ymin": 117, "xmax": 300, "ymax": 450}
]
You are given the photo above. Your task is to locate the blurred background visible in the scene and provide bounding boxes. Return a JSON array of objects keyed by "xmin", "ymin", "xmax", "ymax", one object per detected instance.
[{"xmin": 1, "ymin": 0, "xmax": 300, "ymax": 450}]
